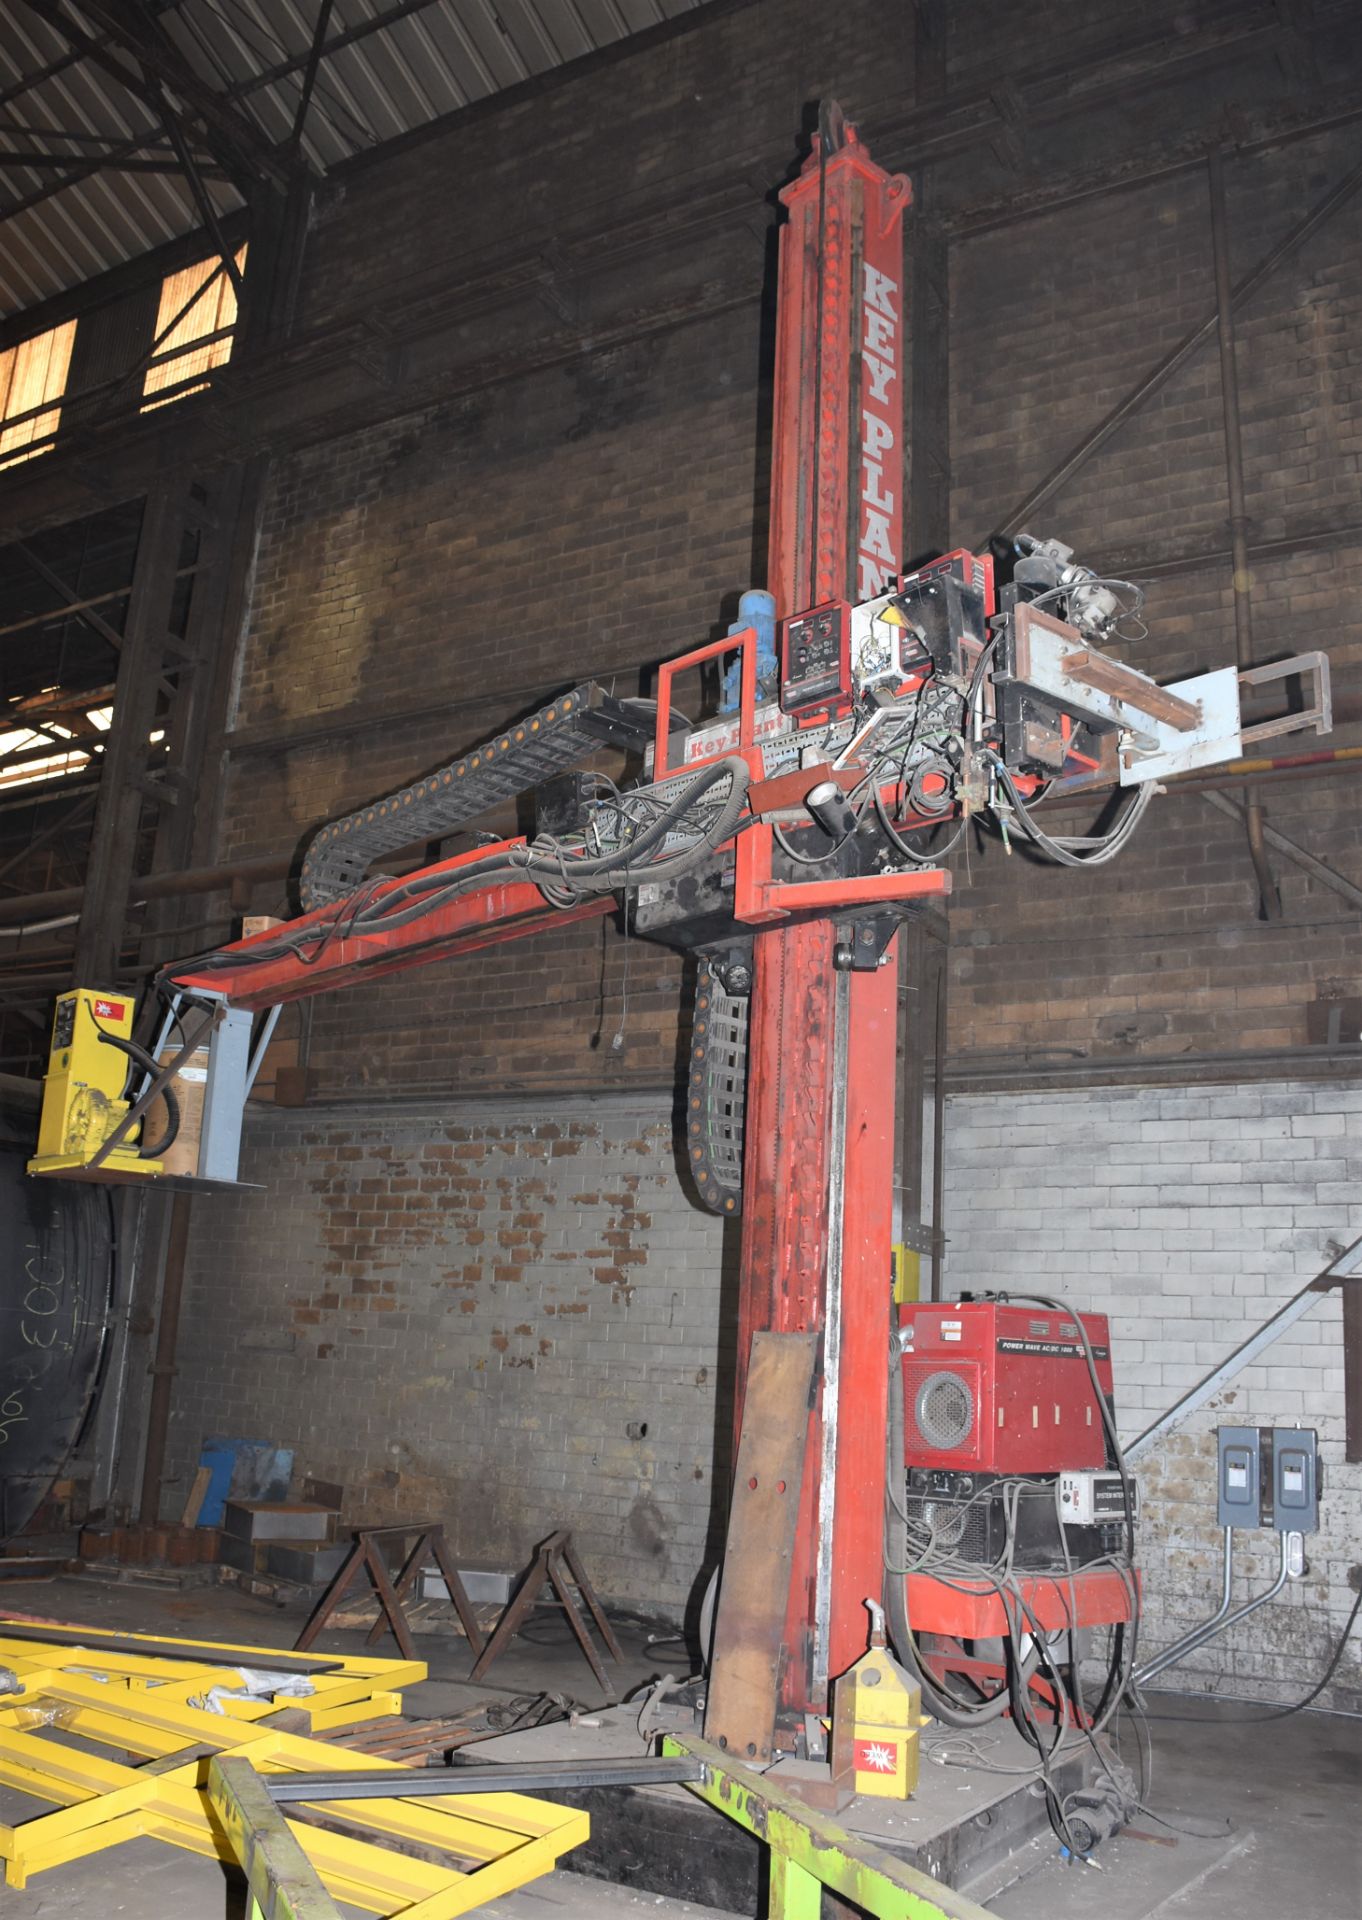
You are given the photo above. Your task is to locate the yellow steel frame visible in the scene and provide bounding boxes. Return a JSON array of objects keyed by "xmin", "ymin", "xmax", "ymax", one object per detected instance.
[{"xmin": 0, "ymin": 1623, "xmax": 587, "ymax": 1915}]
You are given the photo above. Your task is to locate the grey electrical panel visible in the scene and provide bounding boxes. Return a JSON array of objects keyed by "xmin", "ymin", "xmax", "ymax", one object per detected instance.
[
  {"xmin": 1216, "ymin": 1425, "xmax": 1262, "ymax": 1528},
  {"xmin": 1270, "ymin": 1428, "xmax": 1319, "ymax": 1534}
]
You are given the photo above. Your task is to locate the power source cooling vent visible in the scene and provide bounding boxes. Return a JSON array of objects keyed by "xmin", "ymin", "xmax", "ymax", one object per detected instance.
[{"xmin": 910, "ymin": 1368, "xmax": 975, "ymax": 1451}]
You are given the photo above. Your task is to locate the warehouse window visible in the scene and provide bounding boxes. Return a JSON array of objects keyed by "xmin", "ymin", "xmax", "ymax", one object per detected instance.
[
  {"xmin": 0, "ymin": 320, "xmax": 77, "ymax": 468},
  {"xmin": 0, "ymin": 698, "xmax": 107, "ymax": 791},
  {"xmin": 141, "ymin": 247, "xmax": 246, "ymax": 412}
]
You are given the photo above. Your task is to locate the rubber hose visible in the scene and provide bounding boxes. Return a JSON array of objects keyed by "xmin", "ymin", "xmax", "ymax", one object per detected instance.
[
  {"xmin": 884, "ymin": 1339, "xmax": 1011, "ymax": 1725},
  {"xmin": 97, "ymin": 1032, "xmax": 180, "ymax": 1160}
]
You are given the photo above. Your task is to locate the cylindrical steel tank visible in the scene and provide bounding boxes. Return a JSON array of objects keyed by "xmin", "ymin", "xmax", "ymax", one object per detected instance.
[{"xmin": 0, "ymin": 1097, "xmax": 115, "ymax": 1540}]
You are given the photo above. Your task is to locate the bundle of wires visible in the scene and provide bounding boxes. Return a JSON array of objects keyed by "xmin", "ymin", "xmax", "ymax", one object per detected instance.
[
  {"xmin": 1022, "ymin": 574, "xmax": 1150, "ymax": 647},
  {"xmin": 986, "ymin": 753, "xmax": 1154, "ymax": 869},
  {"xmin": 164, "ymin": 755, "xmax": 751, "ymax": 987},
  {"xmin": 883, "ymin": 1293, "xmax": 1142, "ymax": 1860},
  {"xmin": 775, "ymin": 664, "xmax": 970, "ymax": 867}
]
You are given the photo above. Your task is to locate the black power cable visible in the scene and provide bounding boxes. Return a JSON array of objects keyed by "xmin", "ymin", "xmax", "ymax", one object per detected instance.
[
  {"xmin": 990, "ymin": 1290, "xmax": 1138, "ymax": 1570},
  {"xmin": 164, "ymin": 757, "xmax": 750, "ymax": 988},
  {"xmin": 1139, "ymin": 1585, "xmax": 1361, "ymax": 1722},
  {"xmin": 96, "ymin": 1031, "xmax": 180, "ymax": 1160}
]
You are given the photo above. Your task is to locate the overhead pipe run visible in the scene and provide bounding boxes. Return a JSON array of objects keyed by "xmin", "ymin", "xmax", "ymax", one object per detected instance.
[{"xmin": 0, "ymin": 853, "xmax": 292, "ymax": 930}]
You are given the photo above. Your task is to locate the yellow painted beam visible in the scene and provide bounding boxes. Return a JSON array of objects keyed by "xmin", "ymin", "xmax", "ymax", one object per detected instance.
[{"xmin": 0, "ymin": 1624, "xmax": 583, "ymax": 1916}]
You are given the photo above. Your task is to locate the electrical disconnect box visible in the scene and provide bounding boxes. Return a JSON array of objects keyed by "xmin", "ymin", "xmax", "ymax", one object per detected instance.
[
  {"xmin": 1216, "ymin": 1425, "xmax": 1320, "ymax": 1531},
  {"xmin": 1270, "ymin": 1427, "xmax": 1319, "ymax": 1534},
  {"xmin": 1216, "ymin": 1426, "xmax": 1262, "ymax": 1528}
]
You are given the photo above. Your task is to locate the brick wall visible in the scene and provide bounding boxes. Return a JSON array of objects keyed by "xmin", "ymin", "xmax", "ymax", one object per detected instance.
[
  {"xmin": 217, "ymin": 90, "xmax": 1362, "ymax": 1085},
  {"xmin": 944, "ymin": 116, "xmax": 1362, "ymax": 1067},
  {"xmin": 944, "ymin": 1078, "xmax": 1362, "ymax": 1709},
  {"xmin": 166, "ymin": 1074, "xmax": 1361, "ymax": 1705},
  {"xmin": 167, "ymin": 1094, "xmax": 734, "ymax": 1616},
  {"xmin": 295, "ymin": 0, "xmax": 911, "ymax": 340}
]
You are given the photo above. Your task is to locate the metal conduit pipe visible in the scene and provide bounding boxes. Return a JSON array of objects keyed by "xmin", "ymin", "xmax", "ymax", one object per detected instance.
[
  {"xmin": 0, "ymin": 853, "xmax": 292, "ymax": 930},
  {"xmin": 929, "ymin": 947, "xmax": 948, "ymax": 1300},
  {"xmin": 1134, "ymin": 1527, "xmax": 1235, "ymax": 1688},
  {"xmin": 1208, "ymin": 148, "xmax": 1281, "ymax": 921},
  {"xmin": 137, "ymin": 1191, "xmax": 193, "ymax": 1527},
  {"xmin": 1135, "ymin": 1528, "xmax": 1291, "ymax": 1688}
]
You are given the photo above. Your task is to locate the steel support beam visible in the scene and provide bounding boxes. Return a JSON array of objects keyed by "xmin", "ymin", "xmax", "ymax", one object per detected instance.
[
  {"xmin": 12, "ymin": 538, "xmax": 126, "ymax": 652},
  {"xmin": 266, "ymin": 1757, "xmax": 705, "ymax": 1801},
  {"xmin": 1345, "ymin": 1278, "xmax": 1362, "ymax": 1464},
  {"xmin": 20, "ymin": 0, "xmax": 292, "ymax": 191},
  {"xmin": 0, "ymin": 148, "xmax": 230, "ymax": 178},
  {"xmin": 1126, "ymin": 1236, "xmax": 1362, "ymax": 1465},
  {"xmin": 153, "ymin": 97, "xmax": 247, "ymax": 302},
  {"xmin": 1200, "ymin": 789, "xmax": 1362, "ymax": 913},
  {"xmin": 70, "ymin": 485, "xmax": 186, "ymax": 984},
  {"xmin": 136, "ymin": 471, "xmax": 247, "ymax": 964},
  {"xmin": 0, "ymin": 852, "xmax": 291, "ymax": 929},
  {"xmin": 289, "ymin": 0, "xmax": 337, "ymax": 156}
]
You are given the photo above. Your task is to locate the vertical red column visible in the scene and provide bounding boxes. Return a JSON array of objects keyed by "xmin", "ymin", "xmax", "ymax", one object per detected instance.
[
  {"xmin": 728, "ymin": 118, "xmax": 912, "ymax": 1724},
  {"xmin": 825, "ymin": 948, "xmax": 898, "ymax": 1686},
  {"xmin": 768, "ymin": 119, "xmax": 911, "ymax": 618}
]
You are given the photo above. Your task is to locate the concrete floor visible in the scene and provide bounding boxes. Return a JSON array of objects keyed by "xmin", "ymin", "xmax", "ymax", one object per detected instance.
[
  {"xmin": 983, "ymin": 1692, "xmax": 1361, "ymax": 1919},
  {"xmin": 0, "ymin": 1575, "xmax": 1358, "ymax": 1917}
]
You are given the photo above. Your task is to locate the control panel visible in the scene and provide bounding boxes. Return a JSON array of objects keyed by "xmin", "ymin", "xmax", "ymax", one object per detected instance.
[
  {"xmin": 780, "ymin": 600, "xmax": 851, "ymax": 716},
  {"xmin": 1058, "ymin": 1469, "xmax": 1136, "ymax": 1526}
]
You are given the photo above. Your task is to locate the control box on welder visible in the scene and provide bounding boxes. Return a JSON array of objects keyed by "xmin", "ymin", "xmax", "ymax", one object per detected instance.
[{"xmin": 899, "ymin": 1300, "xmax": 1113, "ymax": 1474}]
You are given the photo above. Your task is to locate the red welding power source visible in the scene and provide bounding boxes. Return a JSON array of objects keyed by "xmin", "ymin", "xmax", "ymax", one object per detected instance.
[{"xmin": 900, "ymin": 1301, "xmax": 1112, "ymax": 1474}]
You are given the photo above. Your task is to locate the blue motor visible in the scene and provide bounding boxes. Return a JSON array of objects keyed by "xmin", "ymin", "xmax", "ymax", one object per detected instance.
[{"xmin": 720, "ymin": 588, "xmax": 778, "ymax": 711}]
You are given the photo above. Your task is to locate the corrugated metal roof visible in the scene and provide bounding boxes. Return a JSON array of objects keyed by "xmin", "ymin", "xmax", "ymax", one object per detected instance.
[{"xmin": 0, "ymin": 0, "xmax": 703, "ymax": 321}]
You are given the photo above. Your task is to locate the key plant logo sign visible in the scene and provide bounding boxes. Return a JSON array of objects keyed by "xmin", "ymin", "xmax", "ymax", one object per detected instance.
[{"xmin": 857, "ymin": 262, "xmax": 900, "ymax": 601}]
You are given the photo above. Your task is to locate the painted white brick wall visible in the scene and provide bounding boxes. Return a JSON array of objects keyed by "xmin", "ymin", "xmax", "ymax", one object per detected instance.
[
  {"xmin": 169, "ymin": 1094, "xmax": 733, "ymax": 1618},
  {"xmin": 169, "ymin": 1078, "xmax": 1360, "ymax": 1706},
  {"xmin": 943, "ymin": 1078, "xmax": 1362, "ymax": 1709}
]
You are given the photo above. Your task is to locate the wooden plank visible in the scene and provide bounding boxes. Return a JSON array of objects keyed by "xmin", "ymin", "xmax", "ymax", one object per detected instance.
[
  {"xmin": 1060, "ymin": 648, "xmax": 1199, "ymax": 730},
  {"xmin": 180, "ymin": 1466, "xmax": 213, "ymax": 1528},
  {"xmin": 703, "ymin": 1330, "xmax": 818, "ymax": 1765}
]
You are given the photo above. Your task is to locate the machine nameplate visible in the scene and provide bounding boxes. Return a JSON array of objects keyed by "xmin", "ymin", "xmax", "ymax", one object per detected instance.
[{"xmin": 998, "ymin": 1338, "xmax": 1110, "ymax": 1360}]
